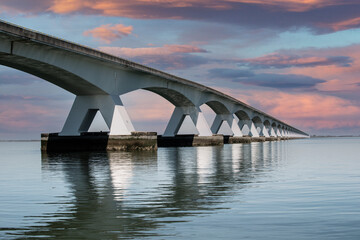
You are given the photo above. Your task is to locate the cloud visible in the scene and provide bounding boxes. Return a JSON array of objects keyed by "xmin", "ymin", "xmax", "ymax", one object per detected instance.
[
  {"xmin": 45, "ymin": 0, "xmax": 356, "ymax": 15},
  {"xmin": 208, "ymin": 68, "xmax": 325, "ymax": 90},
  {"xmin": 2, "ymin": 1, "xmax": 360, "ymax": 32},
  {"xmin": 275, "ymin": 45, "xmax": 360, "ymax": 99},
  {"xmin": 321, "ymin": 17, "xmax": 360, "ymax": 31},
  {"xmin": 100, "ymin": 44, "xmax": 207, "ymax": 57},
  {"xmin": 235, "ymin": 73, "xmax": 326, "ymax": 90},
  {"xmin": 238, "ymin": 53, "xmax": 353, "ymax": 69},
  {"xmin": 223, "ymin": 88, "xmax": 360, "ymax": 132},
  {"xmin": 316, "ymin": 79, "xmax": 360, "ymax": 92},
  {"xmin": 99, "ymin": 44, "xmax": 209, "ymax": 69},
  {"xmin": 0, "ymin": 94, "xmax": 69, "ymax": 137},
  {"xmin": 83, "ymin": 24, "xmax": 133, "ymax": 43},
  {"xmin": 208, "ymin": 68, "xmax": 255, "ymax": 79},
  {"xmin": 0, "ymin": 72, "xmax": 39, "ymax": 85}
]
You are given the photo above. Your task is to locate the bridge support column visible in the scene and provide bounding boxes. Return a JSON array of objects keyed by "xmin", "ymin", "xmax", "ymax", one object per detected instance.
[
  {"xmin": 211, "ymin": 114, "xmax": 243, "ymax": 137},
  {"xmin": 260, "ymin": 124, "xmax": 270, "ymax": 137},
  {"xmin": 163, "ymin": 106, "xmax": 212, "ymax": 137},
  {"xmin": 239, "ymin": 120, "xmax": 259, "ymax": 137},
  {"xmin": 270, "ymin": 127, "xmax": 277, "ymax": 137},
  {"xmin": 60, "ymin": 95, "xmax": 134, "ymax": 136}
]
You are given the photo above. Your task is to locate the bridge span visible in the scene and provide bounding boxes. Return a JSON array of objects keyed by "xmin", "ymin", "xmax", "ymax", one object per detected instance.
[{"xmin": 0, "ymin": 20, "xmax": 308, "ymax": 150}]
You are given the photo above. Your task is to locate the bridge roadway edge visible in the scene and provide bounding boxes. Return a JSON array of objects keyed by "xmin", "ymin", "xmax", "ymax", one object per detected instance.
[{"xmin": 41, "ymin": 132, "xmax": 305, "ymax": 152}]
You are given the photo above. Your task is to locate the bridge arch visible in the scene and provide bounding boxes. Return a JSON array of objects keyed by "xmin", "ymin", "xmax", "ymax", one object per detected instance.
[
  {"xmin": 0, "ymin": 53, "xmax": 105, "ymax": 95},
  {"xmin": 205, "ymin": 101, "xmax": 231, "ymax": 115},
  {"xmin": 144, "ymin": 87, "xmax": 195, "ymax": 107},
  {"xmin": 235, "ymin": 109, "xmax": 251, "ymax": 121}
]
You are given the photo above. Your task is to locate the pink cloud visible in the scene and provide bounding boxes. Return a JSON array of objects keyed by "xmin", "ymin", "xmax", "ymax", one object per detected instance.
[
  {"xmin": 0, "ymin": 102, "xmax": 62, "ymax": 130},
  {"xmin": 227, "ymin": 0, "xmax": 344, "ymax": 11},
  {"xmin": 239, "ymin": 45, "xmax": 360, "ymax": 94},
  {"xmin": 99, "ymin": 44, "xmax": 209, "ymax": 69},
  {"xmin": 239, "ymin": 53, "xmax": 352, "ymax": 69},
  {"xmin": 316, "ymin": 79, "xmax": 360, "ymax": 92},
  {"xmin": 320, "ymin": 17, "xmax": 360, "ymax": 31},
  {"xmin": 46, "ymin": 0, "xmax": 348, "ymax": 14},
  {"xmin": 223, "ymin": 88, "xmax": 360, "ymax": 130},
  {"xmin": 83, "ymin": 24, "xmax": 133, "ymax": 43},
  {"xmin": 99, "ymin": 44, "xmax": 207, "ymax": 57},
  {"xmin": 2, "ymin": 0, "xmax": 360, "ymax": 32}
]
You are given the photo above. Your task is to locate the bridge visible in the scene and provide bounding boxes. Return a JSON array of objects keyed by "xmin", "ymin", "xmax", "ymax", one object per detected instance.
[{"xmin": 0, "ymin": 20, "xmax": 308, "ymax": 150}]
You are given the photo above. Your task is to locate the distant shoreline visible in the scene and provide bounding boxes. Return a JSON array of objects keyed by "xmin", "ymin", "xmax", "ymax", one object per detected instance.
[{"xmin": 310, "ymin": 135, "xmax": 360, "ymax": 138}]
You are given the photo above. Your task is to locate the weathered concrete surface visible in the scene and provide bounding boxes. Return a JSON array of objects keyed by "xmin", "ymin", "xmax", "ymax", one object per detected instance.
[
  {"xmin": 41, "ymin": 132, "xmax": 309, "ymax": 152},
  {"xmin": 158, "ymin": 135, "xmax": 224, "ymax": 147},
  {"xmin": 225, "ymin": 136, "xmax": 264, "ymax": 144},
  {"xmin": 41, "ymin": 132, "xmax": 157, "ymax": 152},
  {"xmin": 107, "ymin": 132, "xmax": 157, "ymax": 151},
  {"xmin": 224, "ymin": 136, "xmax": 306, "ymax": 144}
]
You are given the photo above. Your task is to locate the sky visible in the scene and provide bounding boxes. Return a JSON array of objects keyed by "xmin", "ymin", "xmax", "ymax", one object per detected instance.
[{"xmin": 1, "ymin": 0, "xmax": 360, "ymax": 139}]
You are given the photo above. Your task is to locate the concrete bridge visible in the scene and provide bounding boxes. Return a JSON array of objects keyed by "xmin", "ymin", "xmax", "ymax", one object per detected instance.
[{"xmin": 0, "ymin": 20, "xmax": 308, "ymax": 150}]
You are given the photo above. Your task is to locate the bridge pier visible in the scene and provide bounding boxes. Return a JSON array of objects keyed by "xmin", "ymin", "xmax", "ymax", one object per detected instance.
[
  {"xmin": 239, "ymin": 120, "xmax": 260, "ymax": 137},
  {"xmin": 211, "ymin": 114, "xmax": 243, "ymax": 137},
  {"xmin": 163, "ymin": 106, "xmax": 213, "ymax": 137},
  {"xmin": 60, "ymin": 95, "xmax": 134, "ymax": 136},
  {"xmin": 41, "ymin": 132, "xmax": 157, "ymax": 152}
]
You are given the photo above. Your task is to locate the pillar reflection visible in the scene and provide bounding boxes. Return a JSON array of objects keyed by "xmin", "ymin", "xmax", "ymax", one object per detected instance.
[{"xmin": 21, "ymin": 144, "xmax": 287, "ymax": 239}]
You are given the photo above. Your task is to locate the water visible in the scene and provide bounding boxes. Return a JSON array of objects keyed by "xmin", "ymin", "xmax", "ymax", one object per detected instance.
[{"xmin": 0, "ymin": 138, "xmax": 360, "ymax": 239}]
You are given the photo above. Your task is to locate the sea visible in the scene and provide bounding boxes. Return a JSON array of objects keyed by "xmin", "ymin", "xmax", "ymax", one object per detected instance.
[{"xmin": 0, "ymin": 137, "xmax": 360, "ymax": 239}]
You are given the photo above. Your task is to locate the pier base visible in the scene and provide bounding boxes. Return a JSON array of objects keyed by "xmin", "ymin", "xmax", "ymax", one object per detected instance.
[
  {"xmin": 41, "ymin": 133, "xmax": 306, "ymax": 152},
  {"xmin": 157, "ymin": 135, "xmax": 224, "ymax": 147},
  {"xmin": 225, "ymin": 136, "xmax": 265, "ymax": 144},
  {"xmin": 41, "ymin": 132, "xmax": 157, "ymax": 152}
]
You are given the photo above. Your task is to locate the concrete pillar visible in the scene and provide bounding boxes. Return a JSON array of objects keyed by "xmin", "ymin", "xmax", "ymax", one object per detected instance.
[
  {"xmin": 163, "ymin": 106, "xmax": 212, "ymax": 137},
  {"xmin": 260, "ymin": 124, "xmax": 270, "ymax": 137},
  {"xmin": 239, "ymin": 120, "xmax": 259, "ymax": 137},
  {"xmin": 60, "ymin": 95, "xmax": 134, "ymax": 136},
  {"xmin": 282, "ymin": 129, "xmax": 288, "ymax": 137},
  {"xmin": 270, "ymin": 127, "xmax": 277, "ymax": 137},
  {"xmin": 211, "ymin": 114, "xmax": 243, "ymax": 137}
]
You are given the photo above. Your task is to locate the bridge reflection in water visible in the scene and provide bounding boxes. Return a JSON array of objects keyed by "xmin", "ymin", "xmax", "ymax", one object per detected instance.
[{"xmin": 20, "ymin": 143, "xmax": 287, "ymax": 239}]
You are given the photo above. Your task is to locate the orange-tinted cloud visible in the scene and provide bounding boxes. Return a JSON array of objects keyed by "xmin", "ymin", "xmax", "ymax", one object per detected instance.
[
  {"xmin": 239, "ymin": 53, "xmax": 352, "ymax": 69},
  {"xmin": 100, "ymin": 44, "xmax": 207, "ymax": 57},
  {"xmin": 121, "ymin": 89, "xmax": 174, "ymax": 121},
  {"xmin": 83, "ymin": 24, "xmax": 133, "ymax": 43},
  {"xmin": 2, "ymin": 0, "xmax": 360, "ymax": 32},
  {"xmin": 47, "ymin": 0, "xmax": 348, "ymax": 14},
  {"xmin": 0, "ymin": 101, "xmax": 61, "ymax": 129},
  {"xmin": 322, "ymin": 17, "xmax": 360, "ymax": 31},
  {"xmin": 224, "ymin": 89, "xmax": 360, "ymax": 130},
  {"xmin": 316, "ymin": 79, "xmax": 360, "ymax": 92},
  {"xmin": 235, "ymin": 45, "xmax": 360, "ymax": 95},
  {"xmin": 276, "ymin": 45, "xmax": 360, "ymax": 95},
  {"xmin": 99, "ymin": 44, "xmax": 209, "ymax": 69},
  {"xmin": 227, "ymin": 0, "xmax": 344, "ymax": 12}
]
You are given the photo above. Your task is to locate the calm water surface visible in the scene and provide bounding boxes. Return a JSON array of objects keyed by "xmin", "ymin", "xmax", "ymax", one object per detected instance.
[{"xmin": 0, "ymin": 138, "xmax": 360, "ymax": 239}]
